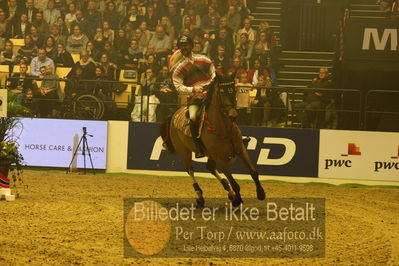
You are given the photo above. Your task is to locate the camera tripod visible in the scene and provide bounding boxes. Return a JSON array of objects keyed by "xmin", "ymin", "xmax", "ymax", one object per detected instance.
[{"xmin": 67, "ymin": 127, "xmax": 95, "ymax": 175}]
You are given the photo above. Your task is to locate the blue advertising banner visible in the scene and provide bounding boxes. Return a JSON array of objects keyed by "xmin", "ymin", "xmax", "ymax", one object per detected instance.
[{"xmin": 127, "ymin": 122, "xmax": 319, "ymax": 177}]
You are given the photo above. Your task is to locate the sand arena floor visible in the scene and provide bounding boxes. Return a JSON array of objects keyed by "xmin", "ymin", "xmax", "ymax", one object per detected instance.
[{"xmin": 0, "ymin": 170, "xmax": 398, "ymax": 265}]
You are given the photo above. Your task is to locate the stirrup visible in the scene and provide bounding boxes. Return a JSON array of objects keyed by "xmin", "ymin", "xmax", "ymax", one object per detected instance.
[{"xmin": 195, "ymin": 149, "xmax": 205, "ymax": 158}]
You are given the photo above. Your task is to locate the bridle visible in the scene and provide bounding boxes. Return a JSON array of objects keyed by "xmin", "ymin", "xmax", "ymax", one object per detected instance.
[{"xmin": 218, "ymin": 80, "xmax": 237, "ymax": 118}]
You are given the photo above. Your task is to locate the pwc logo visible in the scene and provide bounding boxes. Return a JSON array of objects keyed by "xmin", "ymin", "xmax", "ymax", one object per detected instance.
[
  {"xmin": 325, "ymin": 143, "xmax": 361, "ymax": 169},
  {"xmin": 374, "ymin": 146, "xmax": 399, "ymax": 172}
]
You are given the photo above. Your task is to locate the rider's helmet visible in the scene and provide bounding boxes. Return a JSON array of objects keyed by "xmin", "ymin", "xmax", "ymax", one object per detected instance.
[{"xmin": 177, "ymin": 35, "xmax": 194, "ymax": 49}]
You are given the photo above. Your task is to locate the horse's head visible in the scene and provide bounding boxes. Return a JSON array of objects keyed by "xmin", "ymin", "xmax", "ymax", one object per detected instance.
[{"xmin": 215, "ymin": 73, "xmax": 238, "ymax": 121}]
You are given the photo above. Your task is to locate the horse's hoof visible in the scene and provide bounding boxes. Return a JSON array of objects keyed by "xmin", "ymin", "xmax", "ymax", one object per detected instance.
[
  {"xmin": 257, "ymin": 188, "xmax": 266, "ymax": 200},
  {"xmin": 196, "ymin": 198, "xmax": 205, "ymax": 207},
  {"xmin": 232, "ymin": 198, "xmax": 243, "ymax": 207}
]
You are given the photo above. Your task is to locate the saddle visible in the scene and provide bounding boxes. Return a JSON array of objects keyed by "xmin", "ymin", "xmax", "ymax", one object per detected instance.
[{"xmin": 173, "ymin": 106, "xmax": 206, "ymax": 137}]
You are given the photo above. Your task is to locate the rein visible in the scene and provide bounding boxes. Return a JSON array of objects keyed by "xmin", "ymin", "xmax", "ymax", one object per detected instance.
[
  {"xmin": 200, "ymin": 79, "xmax": 239, "ymax": 140},
  {"xmin": 200, "ymin": 112, "xmax": 239, "ymax": 140}
]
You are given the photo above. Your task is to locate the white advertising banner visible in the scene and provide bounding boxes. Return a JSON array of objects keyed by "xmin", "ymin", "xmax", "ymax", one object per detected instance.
[
  {"xmin": 17, "ymin": 118, "xmax": 108, "ymax": 169},
  {"xmin": 319, "ymin": 130, "xmax": 399, "ymax": 181}
]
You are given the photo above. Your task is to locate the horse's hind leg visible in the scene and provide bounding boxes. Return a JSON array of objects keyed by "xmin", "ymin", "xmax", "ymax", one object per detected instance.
[
  {"xmin": 206, "ymin": 159, "xmax": 236, "ymax": 201},
  {"xmin": 237, "ymin": 146, "xmax": 266, "ymax": 200}
]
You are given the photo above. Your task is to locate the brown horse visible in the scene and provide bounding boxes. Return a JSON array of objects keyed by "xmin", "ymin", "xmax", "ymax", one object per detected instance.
[{"xmin": 161, "ymin": 74, "xmax": 265, "ymax": 206}]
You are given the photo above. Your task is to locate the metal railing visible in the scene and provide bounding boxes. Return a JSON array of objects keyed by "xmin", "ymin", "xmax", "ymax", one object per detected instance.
[
  {"xmin": 365, "ymin": 90, "xmax": 399, "ymax": 132},
  {"xmin": 5, "ymin": 76, "xmax": 399, "ymax": 131}
]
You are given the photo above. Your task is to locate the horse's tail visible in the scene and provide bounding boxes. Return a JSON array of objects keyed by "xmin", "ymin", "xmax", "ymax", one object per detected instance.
[{"xmin": 160, "ymin": 116, "xmax": 176, "ymax": 153}]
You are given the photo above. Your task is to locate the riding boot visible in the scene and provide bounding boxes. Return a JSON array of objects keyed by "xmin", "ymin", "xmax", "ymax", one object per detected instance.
[{"xmin": 190, "ymin": 121, "xmax": 205, "ymax": 158}]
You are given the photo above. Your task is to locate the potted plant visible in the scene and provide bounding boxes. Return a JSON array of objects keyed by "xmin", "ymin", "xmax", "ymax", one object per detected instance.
[{"xmin": 0, "ymin": 91, "xmax": 31, "ymax": 196}]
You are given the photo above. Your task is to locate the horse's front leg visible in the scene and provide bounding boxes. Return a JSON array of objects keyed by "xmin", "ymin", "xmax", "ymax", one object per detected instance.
[
  {"xmin": 237, "ymin": 143, "xmax": 266, "ymax": 200},
  {"xmin": 187, "ymin": 167, "xmax": 205, "ymax": 207},
  {"xmin": 179, "ymin": 146, "xmax": 205, "ymax": 207}
]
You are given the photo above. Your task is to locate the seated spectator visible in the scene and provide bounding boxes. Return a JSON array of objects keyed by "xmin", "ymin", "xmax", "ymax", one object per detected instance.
[
  {"xmin": 73, "ymin": 51, "xmax": 96, "ymax": 79},
  {"xmin": 251, "ymin": 74, "xmax": 271, "ymax": 126},
  {"xmin": 139, "ymin": 54, "xmax": 160, "ymax": 80},
  {"xmin": 114, "ymin": 28, "xmax": 130, "ymax": 56},
  {"xmin": 227, "ymin": 57, "xmax": 247, "ymax": 82},
  {"xmin": 84, "ymin": 0, "xmax": 102, "ymax": 38},
  {"xmin": 148, "ymin": 25, "xmax": 172, "ymax": 64},
  {"xmin": 66, "ymin": 25, "xmax": 89, "ymax": 55},
  {"xmin": 25, "ymin": 0, "xmax": 39, "ymax": 24},
  {"xmin": 144, "ymin": 5, "xmax": 159, "ymax": 31},
  {"xmin": 86, "ymin": 41, "xmax": 100, "ymax": 62},
  {"xmin": 30, "ymin": 25, "xmax": 44, "ymax": 48},
  {"xmin": 166, "ymin": 3, "xmax": 182, "ymax": 33},
  {"xmin": 17, "ymin": 35, "xmax": 38, "ymax": 63},
  {"xmin": 21, "ymin": 88, "xmax": 39, "ymax": 116},
  {"xmin": 92, "ymin": 27, "xmax": 106, "ymax": 52},
  {"xmin": 256, "ymin": 22, "xmax": 278, "ymax": 49},
  {"xmin": 155, "ymin": 65, "xmax": 177, "ymax": 122},
  {"xmin": 49, "ymin": 24, "xmax": 66, "ymax": 46},
  {"xmin": 0, "ymin": 11, "xmax": 9, "ymax": 39},
  {"xmin": 236, "ymin": 33, "xmax": 254, "ymax": 66},
  {"xmin": 159, "ymin": 16, "xmax": 175, "ymax": 40},
  {"xmin": 102, "ymin": 1, "xmax": 120, "ymax": 31},
  {"xmin": 247, "ymin": 58, "xmax": 270, "ymax": 85},
  {"xmin": 0, "ymin": 40, "xmax": 17, "ymax": 67},
  {"xmin": 131, "ymin": 68, "xmax": 159, "ymax": 122},
  {"xmin": 30, "ymin": 48, "xmax": 55, "ymax": 77},
  {"xmin": 134, "ymin": 25, "xmax": 151, "ymax": 52},
  {"xmin": 194, "ymin": 32, "xmax": 211, "ymax": 56},
  {"xmin": 8, "ymin": 63, "xmax": 36, "ymax": 95},
  {"xmin": 237, "ymin": 18, "xmax": 257, "ymax": 44},
  {"xmin": 201, "ymin": 5, "xmax": 220, "ymax": 31},
  {"xmin": 102, "ymin": 41, "xmax": 119, "ymax": 66},
  {"xmin": 41, "ymin": 65, "xmax": 61, "ymax": 99},
  {"xmin": 102, "ymin": 21, "xmax": 115, "ymax": 44},
  {"xmin": 97, "ymin": 53, "xmax": 117, "ymax": 81},
  {"xmin": 226, "ymin": 5, "xmax": 241, "ymax": 32},
  {"xmin": 37, "ymin": 65, "xmax": 59, "ymax": 117},
  {"xmin": 32, "ymin": 12, "xmax": 50, "ymax": 38},
  {"xmin": 295, "ymin": 67, "xmax": 332, "ymax": 128},
  {"xmin": 213, "ymin": 45, "xmax": 231, "ymax": 75},
  {"xmin": 64, "ymin": 2, "xmax": 77, "ymax": 28},
  {"xmin": 54, "ymin": 43, "xmax": 74, "ymax": 68},
  {"xmin": 43, "ymin": 36, "xmax": 57, "ymax": 60},
  {"xmin": 65, "ymin": 66, "xmax": 89, "ymax": 98},
  {"xmin": 43, "ymin": 0, "xmax": 61, "ymax": 25},
  {"xmin": 11, "ymin": 13, "xmax": 31, "ymax": 38},
  {"xmin": 251, "ymin": 43, "xmax": 276, "ymax": 84},
  {"xmin": 236, "ymin": 72, "xmax": 254, "ymax": 126},
  {"xmin": 120, "ymin": 4, "xmax": 144, "ymax": 29},
  {"xmin": 122, "ymin": 39, "xmax": 144, "ymax": 70},
  {"xmin": 182, "ymin": 5, "xmax": 201, "ymax": 30},
  {"xmin": 70, "ymin": 10, "xmax": 90, "ymax": 39},
  {"xmin": 210, "ymin": 26, "xmax": 235, "ymax": 59},
  {"xmin": 56, "ymin": 17, "xmax": 69, "ymax": 37}
]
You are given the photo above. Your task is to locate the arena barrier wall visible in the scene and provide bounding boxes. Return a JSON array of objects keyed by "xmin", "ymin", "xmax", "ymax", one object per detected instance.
[
  {"xmin": 318, "ymin": 129, "xmax": 399, "ymax": 181},
  {"xmin": 17, "ymin": 118, "xmax": 108, "ymax": 169},
  {"xmin": 126, "ymin": 122, "xmax": 320, "ymax": 178}
]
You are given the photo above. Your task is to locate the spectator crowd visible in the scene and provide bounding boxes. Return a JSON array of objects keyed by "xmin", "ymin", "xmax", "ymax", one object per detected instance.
[{"xmin": 0, "ymin": 0, "xmax": 282, "ymax": 125}]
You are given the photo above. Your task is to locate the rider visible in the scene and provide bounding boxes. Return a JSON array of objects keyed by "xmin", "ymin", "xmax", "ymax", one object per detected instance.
[{"xmin": 170, "ymin": 35, "xmax": 216, "ymax": 158}]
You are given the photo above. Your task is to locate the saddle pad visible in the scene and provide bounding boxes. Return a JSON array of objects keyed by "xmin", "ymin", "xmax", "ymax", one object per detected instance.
[
  {"xmin": 173, "ymin": 107, "xmax": 191, "ymax": 137},
  {"xmin": 173, "ymin": 107, "xmax": 206, "ymax": 137}
]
